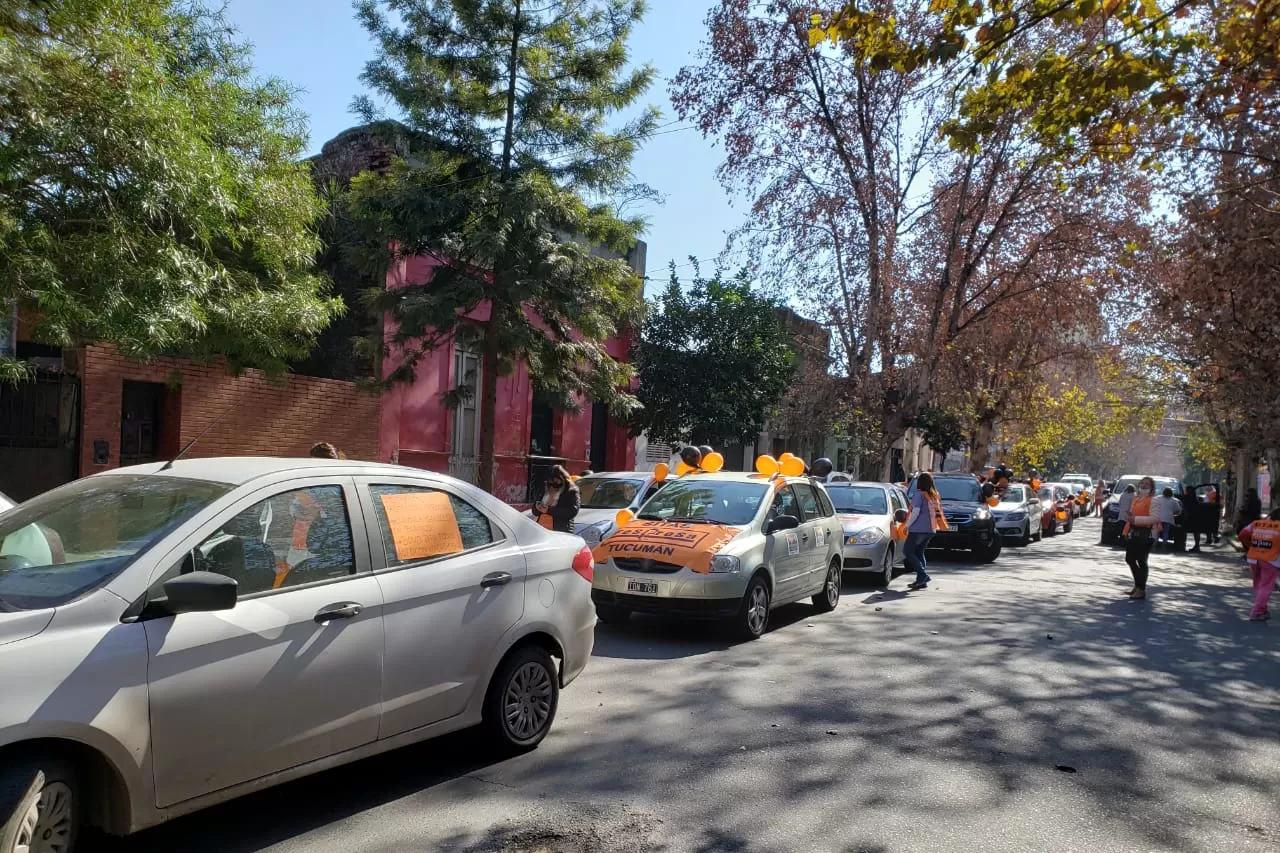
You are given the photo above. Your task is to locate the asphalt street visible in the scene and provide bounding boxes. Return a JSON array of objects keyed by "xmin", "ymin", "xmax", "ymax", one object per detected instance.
[{"xmin": 111, "ymin": 517, "xmax": 1279, "ymax": 853}]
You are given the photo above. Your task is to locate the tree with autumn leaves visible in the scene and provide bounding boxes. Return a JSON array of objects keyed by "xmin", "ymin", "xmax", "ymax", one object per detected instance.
[{"xmin": 673, "ymin": 0, "xmax": 1163, "ymax": 478}]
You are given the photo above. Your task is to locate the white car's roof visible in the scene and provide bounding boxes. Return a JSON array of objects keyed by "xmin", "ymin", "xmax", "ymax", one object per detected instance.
[
  {"xmin": 825, "ymin": 481, "xmax": 897, "ymax": 490},
  {"xmin": 580, "ymin": 471, "xmax": 652, "ymax": 479},
  {"xmin": 99, "ymin": 457, "xmax": 455, "ymax": 487}
]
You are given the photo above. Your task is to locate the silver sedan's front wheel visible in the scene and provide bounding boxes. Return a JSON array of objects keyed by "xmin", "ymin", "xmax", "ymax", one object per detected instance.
[
  {"xmin": 733, "ymin": 575, "xmax": 771, "ymax": 640},
  {"xmin": 1, "ymin": 761, "xmax": 77, "ymax": 853}
]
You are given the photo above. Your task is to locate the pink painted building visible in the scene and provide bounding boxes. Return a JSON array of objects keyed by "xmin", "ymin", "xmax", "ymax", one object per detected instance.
[{"xmin": 375, "ymin": 254, "xmax": 639, "ymax": 504}]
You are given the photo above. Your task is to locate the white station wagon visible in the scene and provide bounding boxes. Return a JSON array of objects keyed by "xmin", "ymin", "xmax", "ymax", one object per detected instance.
[{"xmin": 0, "ymin": 458, "xmax": 596, "ymax": 853}]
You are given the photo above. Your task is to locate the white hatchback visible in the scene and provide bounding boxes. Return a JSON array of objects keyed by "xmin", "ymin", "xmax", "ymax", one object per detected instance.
[{"xmin": 0, "ymin": 458, "xmax": 596, "ymax": 853}]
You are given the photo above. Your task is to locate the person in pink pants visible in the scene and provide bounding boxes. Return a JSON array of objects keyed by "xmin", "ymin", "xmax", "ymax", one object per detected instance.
[{"xmin": 1238, "ymin": 508, "xmax": 1280, "ymax": 622}]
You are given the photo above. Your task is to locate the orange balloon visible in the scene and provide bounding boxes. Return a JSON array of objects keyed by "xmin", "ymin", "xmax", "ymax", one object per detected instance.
[
  {"xmin": 701, "ymin": 451, "xmax": 725, "ymax": 473},
  {"xmin": 653, "ymin": 462, "xmax": 669, "ymax": 482},
  {"xmin": 675, "ymin": 461, "xmax": 695, "ymax": 476},
  {"xmin": 780, "ymin": 456, "xmax": 805, "ymax": 477},
  {"xmin": 778, "ymin": 452, "xmax": 795, "ymax": 464},
  {"xmin": 755, "ymin": 455, "xmax": 779, "ymax": 476},
  {"xmin": 986, "ymin": 496, "xmax": 999, "ymax": 507},
  {"xmin": 615, "ymin": 508, "xmax": 636, "ymax": 527}
]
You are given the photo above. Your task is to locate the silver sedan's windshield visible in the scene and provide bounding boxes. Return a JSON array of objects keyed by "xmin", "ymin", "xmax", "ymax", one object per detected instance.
[
  {"xmin": 578, "ymin": 478, "xmax": 645, "ymax": 509},
  {"xmin": 637, "ymin": 480, "xmax": 769, "ymax": 526},
  {"xmin": 826, "ymin": 486, "xmax": 888, "ymax": 515},
  {"xmin": 0, "ymin": 475, "xmax": 231, "ymax": 611}
]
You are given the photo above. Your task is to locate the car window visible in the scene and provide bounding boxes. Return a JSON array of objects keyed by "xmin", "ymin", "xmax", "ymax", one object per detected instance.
[
  {"xmin": 768, "ymin": 486, "xmax": 799, "ymax": 523},
  {"xmin": 190, "ymin": 486, "xmax": 355, "ymax": 597},
  {"xmin": 1004, "ymin": 486, "xmax": 1028, "ymax": 503},
  {"xmin": 791, "ymin": 482, "xmax": 822, "ymax": 520},
  {"xmin": 890, "ymin": 489, "xmax": 907, "ymax": 513},
  {"xmin": 637, "ymin": 480, "xmax": 769, "ymax": 526},
  {"xmin": 577, "ymin": 478, "xmax": 644, "ymax": 509},
  {"xmin": 369, "ymin": 485, "xmax": 500, "ymax": 566},
  {"xmin": 911, "ymin": 477, "xmax": 981, "ymax": 502},
  {"xmin": 827, "ymin": 486, "xmax": 889, "ymax": 515},
  {"xmin": 815, "ymin": 487, "xmax": 836, "ymax": 518},
  {"xmin": 0, "ymin": 475, "xmax": 232, "ymax": 610}
]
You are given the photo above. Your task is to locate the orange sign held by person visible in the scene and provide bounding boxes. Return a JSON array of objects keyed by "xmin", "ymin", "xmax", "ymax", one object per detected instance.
[
  {"xmin": 592, "ymin": 520, "xmax": 739, "ymax": 573},
  {"xmin": 1246, "ymin": 520, "xmax": 1280, "ymax": 564}
]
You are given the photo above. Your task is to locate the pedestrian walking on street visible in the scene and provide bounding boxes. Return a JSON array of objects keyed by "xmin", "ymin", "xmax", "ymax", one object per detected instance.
[
  {"xmin": 1118, "ymin": 483, "xmax": 1136, "ymax": 519},
  {"xmin": 533, "ymin": 465, "xmax": 580, "ymax": 533},
  {"xmin": 1206, "ymin": 485, "xmax": 1222, "ymax": 544},
  {"xmin": 1153, "ymin": 487, "xmax": 1178, "ymax": 550},
  {"xmin": 1237, "ymin": 507, "xmax": 1280, "ymax": 622},
  {"xmin": 1236, "ymin": 487, "xmax": 1263, "ymax": 533},
  {"xmin": 905, "ymin": 472, "xmax": 943, "ymax": 590},
  {"xmin": 1123, "ymin": 477, "xmax": 1159, "ymax": 599},
  {"xmin": 1182, "ymin": 485, "xmax": 1205, "ymax": 551}
]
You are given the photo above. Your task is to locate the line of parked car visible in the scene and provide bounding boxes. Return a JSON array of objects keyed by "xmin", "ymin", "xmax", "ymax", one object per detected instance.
[{"xmin": 0, "ymin": 458, "xmax": 1176, "ymax": 853}]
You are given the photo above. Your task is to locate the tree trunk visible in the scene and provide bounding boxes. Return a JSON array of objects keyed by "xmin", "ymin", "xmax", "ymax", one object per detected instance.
[
  {"xmin": 476, "ymin": 318, "xmax": 502, "ymax": 494},
  {"xmin": 969, "ymin": 418, "xmax": 995, "ymax": 473}
]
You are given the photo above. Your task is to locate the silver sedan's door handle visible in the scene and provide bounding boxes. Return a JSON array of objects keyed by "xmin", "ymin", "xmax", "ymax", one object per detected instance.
[
  {"xmin": 480, "ymin": 571, "xmax": 512, "ymax": 589},
  {"xmin": 314, "ymin": 602, "xmax": 362, "ymax": 623}
]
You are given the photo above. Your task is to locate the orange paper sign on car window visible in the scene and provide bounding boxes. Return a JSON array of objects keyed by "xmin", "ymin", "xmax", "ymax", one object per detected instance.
[
  {"xmin": 592, "ymin": 520, "xmax": 739, "ymax": 573},
  {"xmin": 1247, "ymin": 519, "xmax": 1280, "ymax": 563},
  {"xmin": 380, "ymin": 491, "xmax": 464, "ymax": 560}
]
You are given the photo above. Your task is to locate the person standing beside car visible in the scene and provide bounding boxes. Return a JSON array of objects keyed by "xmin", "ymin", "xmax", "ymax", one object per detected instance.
[
  {"xmin": 1152, "ymin": 487, "xmax": 1178, "ymax": 550},
  {"xmin": 533, "ymin": 465, "xmax": 580, "ymax": 533},
  {"xmin": 1237, "ymin": 487, "xmax": 1263, "ymax": 534},
  {"xmin": 1122, "ymin": 477, "xmax": 1159, "ymax": 599},
  {"xmin": 1181, "ymin": 485, "xmax": 1204, "ymax": 552},
  {"xmin": 905, "ymin": 472, "xmax": 943, "ymax": 591}
]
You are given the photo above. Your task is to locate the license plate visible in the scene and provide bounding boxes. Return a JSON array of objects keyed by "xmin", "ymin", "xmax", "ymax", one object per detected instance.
[{"xmin": 626, "ymin": 579, "xmax": 659, "ymax": 595}]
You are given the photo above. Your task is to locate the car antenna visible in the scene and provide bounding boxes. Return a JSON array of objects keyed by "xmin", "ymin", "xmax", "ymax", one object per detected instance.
[{"xmin": 158, "ymin": 403, "xmax": 235, "ymax": 471}]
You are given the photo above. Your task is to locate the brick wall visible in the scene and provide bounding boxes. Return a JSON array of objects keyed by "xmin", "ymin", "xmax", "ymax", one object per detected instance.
[{"xmin": 80, "ymin": 346, "xmax": 380, "ymax": 474}]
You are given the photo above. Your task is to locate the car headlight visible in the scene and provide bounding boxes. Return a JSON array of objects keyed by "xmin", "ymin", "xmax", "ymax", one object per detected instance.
[
  {"xmin": 1004, "ymin": 511, "xmax": 1026, "ymax": 522},
  {"xmin": 845, "ymin": 528, "xmax": 886, "ymax": 545},
  {"xmin": 578, "ymin": 521, "xmax": 610, "ymax": 546},
  {"xmin": 709, "ymin": 554, "xmax": 741, "ymax": 573},
  {"xmin": 974, "ymin": 507, "xmax": 990, "ymax": 520}
]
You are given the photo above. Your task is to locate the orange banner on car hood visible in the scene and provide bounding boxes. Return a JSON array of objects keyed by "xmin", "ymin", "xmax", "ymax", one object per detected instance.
[{"xmin": 592, "ymin": 520, "xmax": 740, "ymax": 574}]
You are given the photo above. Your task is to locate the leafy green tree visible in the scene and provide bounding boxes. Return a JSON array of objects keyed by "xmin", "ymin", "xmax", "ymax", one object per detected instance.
[
  {"xmin": 913, "ymin": 404, "xmax": 967, "ymax": 459},
  {"xmin": 349, "ymin": 0, "xmax": 657, "ymax": 491},
  {"xmin": 0, "ymin": 0, "xmax": 340, "ymax": 382},
  {"xmin": 634, "ymin": 267, "xmax": 795, "ymax": 447}
]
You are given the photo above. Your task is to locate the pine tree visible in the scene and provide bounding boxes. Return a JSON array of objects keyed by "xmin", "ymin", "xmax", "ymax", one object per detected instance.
[{"xmin": 350, "ymin": 0, "xmax": 658, "ymax": 492}]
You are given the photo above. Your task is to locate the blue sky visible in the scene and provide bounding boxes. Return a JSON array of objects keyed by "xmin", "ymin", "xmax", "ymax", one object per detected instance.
[{"xmin": 224, "ymin": 0, "xmax": 739, "ymax": 291}]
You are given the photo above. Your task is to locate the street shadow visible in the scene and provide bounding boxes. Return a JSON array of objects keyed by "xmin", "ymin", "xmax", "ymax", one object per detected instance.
[
  {"xmin": 591, "ymin": 602, "xmax": 818, "ymax": 661},
  {"xmin": 112, "ymin": 730, "xmax": 514, "ymax": 853}
]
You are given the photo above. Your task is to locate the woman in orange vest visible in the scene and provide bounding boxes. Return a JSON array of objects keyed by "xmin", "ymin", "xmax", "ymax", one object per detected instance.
[
  {"xmin": 1238, "ymin": 507, "xmax": 1280, "ymax": 622},
  {"xmin": 1122, "ymin": 476, "xmax": 1159, "ymax": 599},
  {"xmin": 904, "ymin": 472, "xmax": 947, "ymax": 591}
]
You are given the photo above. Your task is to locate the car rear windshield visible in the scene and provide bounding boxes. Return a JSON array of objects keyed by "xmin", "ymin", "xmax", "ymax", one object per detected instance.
[
  {"xmin": 636, "ymin": 480, "xmax": 769, "ymax": 526},
  {"xmin": 826, "ymin": 486, "xmax": 888, "ymax": 515},
  {"xmin": 915, "ymin": 478, "xmax": 982, "ymax": 503},
  {"xmin": 577, "ymin": 477, "xmax": 645, "ymax": 509},
  {"xmin": 0, "ymin": 475, "xmax": 231, "ymax": 611}
]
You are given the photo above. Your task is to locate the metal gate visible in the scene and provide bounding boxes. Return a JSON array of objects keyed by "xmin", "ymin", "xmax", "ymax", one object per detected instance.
[{"xmin": 0, "ymin": 373, "xmax": 80, "ymax": 501}]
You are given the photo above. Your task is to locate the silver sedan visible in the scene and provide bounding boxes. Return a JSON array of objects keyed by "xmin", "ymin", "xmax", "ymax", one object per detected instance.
[
  {"xmin": 0, "ymin": 458, "xmax": 596, "ymax": 853},
  {"xmin": 825, "ymin": 482, "xmax": 908, "ymax": 586}
]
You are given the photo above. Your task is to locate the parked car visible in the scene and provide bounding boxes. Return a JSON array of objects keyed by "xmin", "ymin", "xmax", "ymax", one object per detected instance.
[
  {"xmin": 530, "ymin": 471, "xmax": 662, "ymax": 546},
  {"xmin": 991, "ymin": 483, "xmax": 1043, "ymax": 546},
  {"xmin": 825, "ymin": 481, "xmax": 908, "ymax": 585},
  {"xmin": 1099, "ymin": 474, "xmax": 1185, "ymax": 546},
  {"xmin": 1038, "ymin": 483, "xmax": 1075, "ymax": 536},
  {"xmin": 591, "ymin": 471, "xmax": 844, "ymax": 639},
  {"xmin": 1060, "ymin": 481, "xmax": 1087, "ymax": 517},
  {"xmin": 0, "ymin": 458, "xmax": 596, "ymax": 853},
  {"xmin": 1061, "ymin": 473, "xmax": 1093, "ymax": 493},
  {"xmin": 905, "ymin": 474, "xmax": 1002, "ymax": 562},
  {"xmin": 1043, "ymin": 483, "xmax": 1079, "ymax": 533}
]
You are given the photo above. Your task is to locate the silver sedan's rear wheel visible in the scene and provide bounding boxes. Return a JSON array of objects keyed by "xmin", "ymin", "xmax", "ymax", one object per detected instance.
[{"xmin": 483, "ymin": 645, "xmax": 559, "ymax": 752}]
